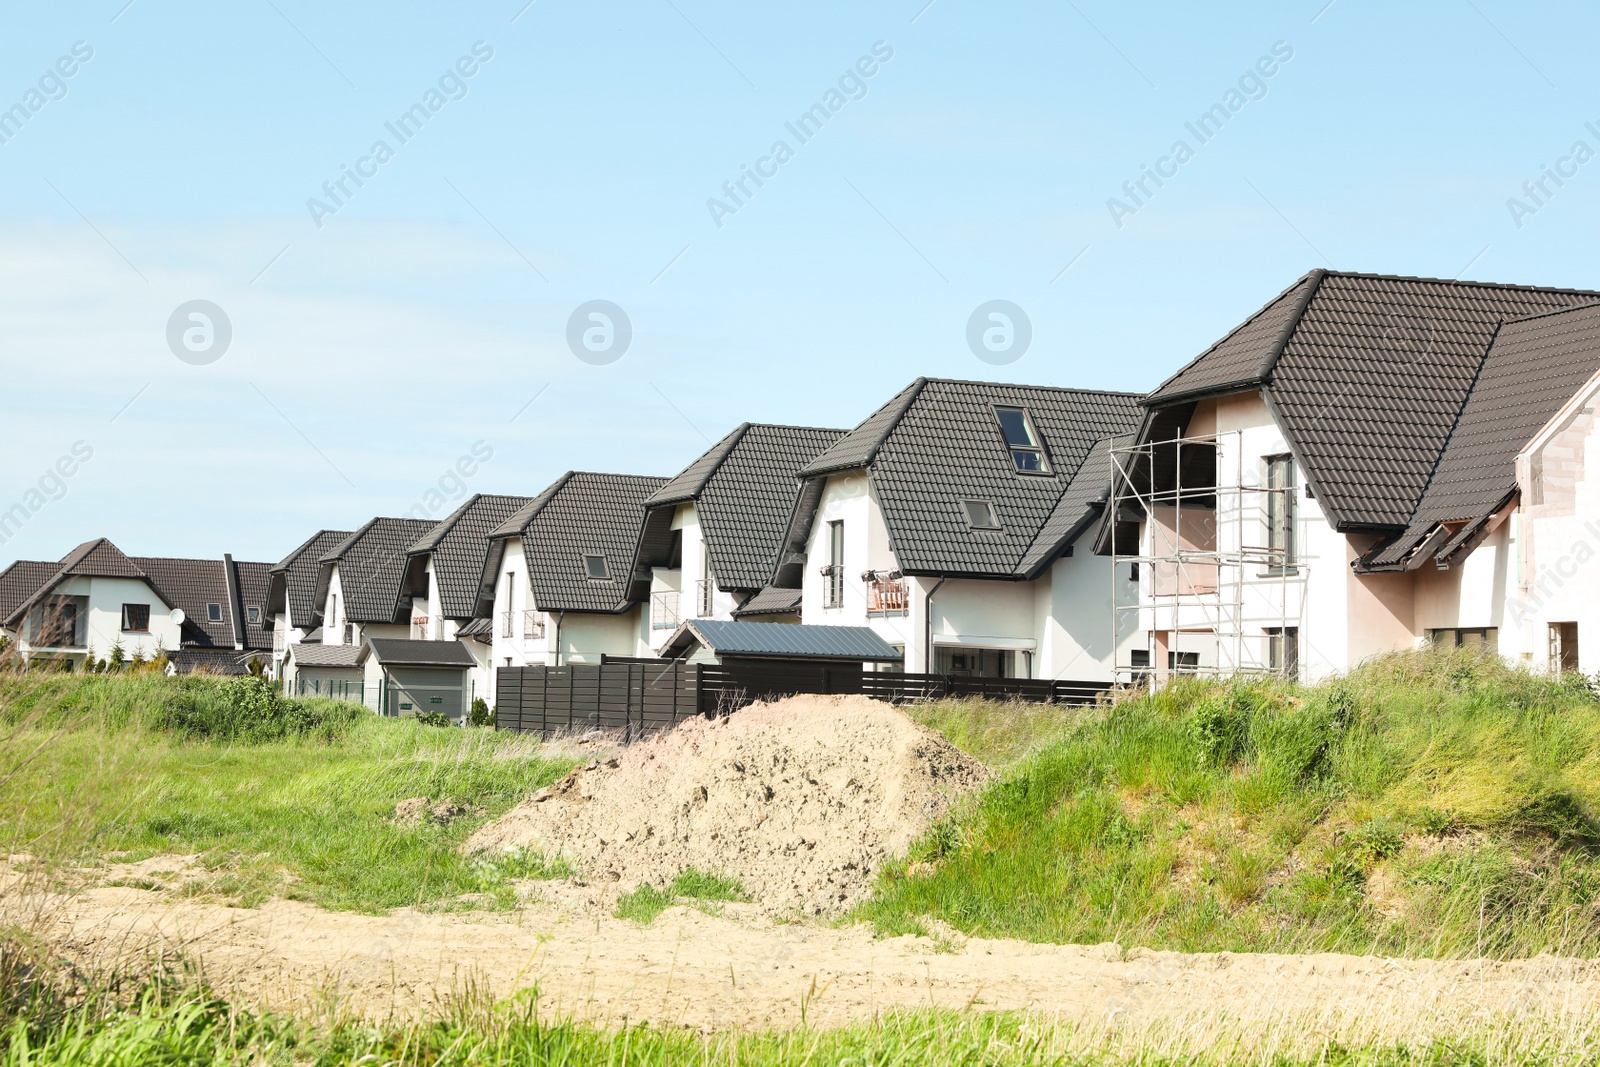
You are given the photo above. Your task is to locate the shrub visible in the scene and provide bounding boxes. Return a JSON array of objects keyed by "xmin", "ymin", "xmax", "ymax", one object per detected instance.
[
  {"xmin": 415, "ymin": 710, "xmax": 453, "ymax": 728},
  {"xmin": 468, "ymin": 697, "xmax": 495, "ymax": 728},
  {"xmin": 149, "ymin": 676, "xmax": 363, "ymax": 743}
]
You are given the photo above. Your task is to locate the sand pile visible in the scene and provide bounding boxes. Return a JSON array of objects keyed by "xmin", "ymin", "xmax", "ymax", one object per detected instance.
[{"xmin": 464, "ymin": 694, "xmax": 988, "ymax": 914}]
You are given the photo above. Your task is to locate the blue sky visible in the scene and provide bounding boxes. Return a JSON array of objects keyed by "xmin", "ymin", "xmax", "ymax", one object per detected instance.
[{"xmin": 3, "ymin": 0, "xmax": 1598, "ymax": 565}]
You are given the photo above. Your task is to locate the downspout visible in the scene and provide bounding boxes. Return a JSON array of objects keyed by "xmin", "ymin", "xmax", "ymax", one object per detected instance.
[
  {"xmin": 922, "ymin": 578, "xmax": 946, "ymax": 675},
  {"xmin": 552, "ymin": 611, "xmax": 565, "ymax": 667}
]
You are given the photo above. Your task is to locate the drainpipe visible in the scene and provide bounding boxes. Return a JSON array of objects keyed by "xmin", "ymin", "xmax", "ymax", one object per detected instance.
[
  {"xmin": 552, "ymin": 611, "xmax": 565, "ymax": 666},
  {"xmin": 922, "ymin": 577, "xmax": 946, "ymax": 675}
]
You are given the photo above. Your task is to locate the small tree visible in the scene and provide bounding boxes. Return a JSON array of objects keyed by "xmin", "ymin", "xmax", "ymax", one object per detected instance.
[
  {"xmin": 468, "ymin": 697, "xmax": 495, "ymax": 728},
  {"xmin": 107, "ymin": 641, "xmax": 126, "ymax": 671}
]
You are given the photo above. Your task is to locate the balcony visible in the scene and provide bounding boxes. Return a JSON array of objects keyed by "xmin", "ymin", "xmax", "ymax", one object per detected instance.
[
  {"xmin": 651, "ymin": 590, "xmax": 681, "ymax": 630},
  {"xmin": 501, "ymin": 610, "xmax": 546, "ymax": 640},
  {"xmin": 867, "ymin": 576, "xmax": 909, "ymax": 617}
]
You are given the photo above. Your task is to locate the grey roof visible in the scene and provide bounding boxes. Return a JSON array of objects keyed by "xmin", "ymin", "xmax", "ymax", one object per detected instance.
[
  {"xmin": 1146, "ymin": 270, "xmax": 1600, "ymax": 530},
  {"xmin": 1363, "ymin": 301, "xmax": 1600, "ymax": 569},
  {"xmin": 782, "ymin": 378, "xmax": 1143, "ymax": 580},
  {"xmin": 662, "ymin": 618, "xmax": 902, "ymax": 661},
  {"xmin": 1016, "ymin": 435, "xmax": 1130, "ymax": 577},
  {"xmin": 235, "ymin": 560, "xmax": 273, "ymax": 649},
  {"xmin": 456, "ymin": 616, "xmax": 494, "ymax": 639},
  {"xmin": 0, "ymin": 561, "xmax": 57, "ymax": 624},
  {"xmin": 634, "ymin": 424, "xmax": 846, "ymax": 599},
  {"xmin": 167, "ymin": 648, "xmax": 262, "ymax": 676},
  {"xmin": 407, "ymin": 494, "xmax": 533, "ymax": 620},
  {"xmin": 482, "ymin": 472, "xmax": 668, "ymax": 614},
  {"xmin": 317, "ymin": 517, "xmax": 439, "ymax": 624},
  {"xmin": 360, "ymin": 637, "xmax": 477, "ymax": 668},
  {"xmin": 732, "ymin": 585, "xmax": 804, "ymax": 618},
  {"xmin": 269, "ymin": 529, "xmax": 352, "ymax": 629},
  {"xmin": 287, "ymin": 642, "xmax": 364, "ymax": 668}
]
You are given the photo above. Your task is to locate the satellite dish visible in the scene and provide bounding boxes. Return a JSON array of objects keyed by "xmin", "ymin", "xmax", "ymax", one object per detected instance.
[{"xmin": 170, "ymin": 608, "xmax": 186, "ymax": 625}]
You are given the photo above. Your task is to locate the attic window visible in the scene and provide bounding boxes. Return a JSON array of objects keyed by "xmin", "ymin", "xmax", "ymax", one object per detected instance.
[
  {"xmin": 583, "ymin": 554, "xmax": 610, "ymax": 580},
  {"xmin": 206, "ymin": 603, "xmax": 223, "ymax": 622},
  {"xmin": 962, "ymin": 500, "xmax": 1001, "ymax": 530},
  {"xmin": 247, "ymin": 606, "xmax": 261, "ymax": 624},
  {"xmin": 995, "ymin": 407, "xmax": 1050, "ymax": 474}
]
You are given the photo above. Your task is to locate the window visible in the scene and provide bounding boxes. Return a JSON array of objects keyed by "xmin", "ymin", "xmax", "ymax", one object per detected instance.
[
  {"xmin": 1129, "ymin": 649, "xmax": 1151, "ymax": 680},
  {"xmin": 247, "ymin": 606, "xmax": 260, "ymax": 625},
  {"xmin": 1431, "ymin": 627, "xmax": 1499, "ymax": 654},
  {"xmin": 1168, "ymin": 650, "xmax": 1199, "ymax": 673},
  {"xmin": 1265, "ymin": 454, "xmax": 1296, "ymax": 572},
  {"xmin": 1266, "ymin": 627, "xmax": 1300, "ymax": 677},
  {"xmin": 206, "ymin": 602, "xmax": 223, "ymax": 623},
  {"xmin": 961, "ymin": 499, "xmax": 1001, "ymax": 530},
  {"xmin": 120, "ymin": 603, "xmax": 150, "ymax": 633},
  {"xmin": 824, "ymin": 520, "xmax": 844, "ymax": 608},
  {"xmin": 995, "ymin": 407, "xmax": 1051, "ymax": 474},
  {"xmin": 583, "ymin": 554, "xmax": 610, "ymax": 580}
]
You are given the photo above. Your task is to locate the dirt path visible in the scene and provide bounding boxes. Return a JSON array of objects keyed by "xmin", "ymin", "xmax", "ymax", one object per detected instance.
[{"xmin": 17, "ymin": 878, "xmax": 1600, "ymax": 1043}]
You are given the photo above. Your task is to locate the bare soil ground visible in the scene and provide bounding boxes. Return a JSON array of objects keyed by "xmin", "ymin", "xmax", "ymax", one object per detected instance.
[{"xmin": 14, "ymin": 873, "xmax": 1600, "ymax": 1043}]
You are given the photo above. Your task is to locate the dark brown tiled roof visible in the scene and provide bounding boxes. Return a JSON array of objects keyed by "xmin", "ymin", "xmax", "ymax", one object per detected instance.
[
  {"xmin": 485, "ymin": 472, "xmax": 667, "ymax": 614},
  {"xmin": 5, "ymin": 539, "xmax": 157, "ymax": 628},
  {"xmin": 133, "ymin": 557, "xmax": 233, "ymax": 647},
  {"xmin": 636, "ymin": 424, "xmax": 846, "ymax": 598},
  {"xmin": 235, "ymin": 560, "xmax": 273, "ymax": 649},
  {"xmin": 790, "ymin": 379, "xmax": 1143, "ymax": 578},
  {"xmin": 168, "ymin": 648, "xmax": 262, "ymax": 675},
  {"xmin": 407, "ymin": 494, "xmax": 533, "ymax": 620},
  {"xmin": 1147, "ymin": 271, "xmax": 1600, "ymax": 530},
  {"xmin": 270, "ymin": 530, "xmax": 352, "ymax": 630},
  {"xmin": 319, "ymin": 518, "xmax": 439, "ymax": 624},
  {"xmin": 1016, "ymin": 434, "xmax": 1131, "ymax": 578},
  {"xmin": 732, "ymin": 585, "xmax": 803, "ymax": 617},
  {"xmin": 0, "ymin": 561, "xmax": 57, "ymax": 623},
  {"xmin": 1364, "ymin": 301, "xmax": 1600, "ymax": 568}
]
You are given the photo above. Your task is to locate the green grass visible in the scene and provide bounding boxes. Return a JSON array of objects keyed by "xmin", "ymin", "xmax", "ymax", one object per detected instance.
[
  {"xmin": 859, "ymin": 650, "xmax": 1600, "ymax": 958},
  {"xmin": 905, "ymin": 696, "xmax": 1085, "ymax": 770},
  {"xmin": 0, "ymin": 672, "xmax": 573, "ymax": 912},
  {"xmin": 615, "ymin": 867, "xmax": 751, "ymax": 923}
]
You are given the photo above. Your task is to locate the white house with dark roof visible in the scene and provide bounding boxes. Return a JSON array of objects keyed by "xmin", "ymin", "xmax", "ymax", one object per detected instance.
[
  {"xmin": 766, "ymin": 377, "xmax": 1145, "ymax": 681},
  {"xmin": 402, "ymin": 493, "xmax": 532, "ymax": 701},
  {"xmin": 1, "ymin": 538, "xmax": 273, "ymax": 672},
  {"xmin": 1105, "ymin": 269, "xmax": 1600, "ymax": 682},
  {"xmin": 311, "ymin": 517, "xmax": 439, "ymax": 649},
  {"xmin": 265, "ymin": 528, "xmax": 351, "ymax": 679},
  {"xmin": 629, "ymin": 423, "xmax": 845, "ymax": 645},
  {"xmin": 477, "ymin": 471, "xmax": 666, "ymax": 684}
]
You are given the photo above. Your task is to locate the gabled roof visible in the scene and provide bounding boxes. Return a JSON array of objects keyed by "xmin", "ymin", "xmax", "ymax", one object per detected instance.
[
  {"xmin": 269, "ymin": 529, "xmax": 352, "ymax": 629},
  {"xmin": 235, "ymin": 560, "xmax": 273, "ymax": 649},
  {"xmin": 317, "ymin": 517, "xmax": 440, "ymax": 624},
  {"xmin": 1361, "ymin": 301, "xmax": 1600, "ymax": 570},
  {"xmin": 661, "ymin": 618, "xmax": 902, "ymax": 661},
  {"xmin": 633, "ymin": 424, "xmax": 846, "ymax": 599},
  {"xmin": 0, "ymin": 561, "xmax": 57, "ymax": 625},
  {"xmin": 1145, "ymin": 270, "xmax": 1600, "ymax": 530},
  {"xmin": 359, "ymin": 637, "xmax": 477, "ymax": 668},
  {"xmin": 781, "ymin": 378, "xmax": 1144, "ymax": 580},
  {"xmin": 133, "ymin": 557, "xmax": 235, "ymax": 648},
  {"xmin": 4, "ymin": 538, "xmax": 171, "ymax": 629},
  {"xmin": 481, "ymin": 472, "xmax": 667, "ymax": 614},
  {"xmin": 407, "ymin": 494, "xmax": 533, "ymax": 620}
]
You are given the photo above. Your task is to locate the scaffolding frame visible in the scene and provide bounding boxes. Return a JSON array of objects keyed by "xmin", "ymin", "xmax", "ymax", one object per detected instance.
[{"xmin": 1110, "ymin": 431, "xmax": 1306, "ymax": 683}]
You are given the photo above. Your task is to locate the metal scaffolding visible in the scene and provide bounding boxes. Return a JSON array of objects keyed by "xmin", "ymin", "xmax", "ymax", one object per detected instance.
[{"xmin": 1109, "ymin": 431, "xmax": 1306, "ymax": 683}]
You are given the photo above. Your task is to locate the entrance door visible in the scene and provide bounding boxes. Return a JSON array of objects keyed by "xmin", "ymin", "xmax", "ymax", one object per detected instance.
[{"xmin": 1549, "ymin": 622, "xmax": 1579, "ymax": 675}]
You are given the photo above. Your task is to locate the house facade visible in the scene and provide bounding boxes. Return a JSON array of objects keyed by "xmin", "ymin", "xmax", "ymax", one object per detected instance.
[
  {"xmin": 476, "ymin": 472, "xmax": 665, "ymax": 690},
  {"xmin": 310, "ymin": 517, "xmax": 440, "ymax": 650},
  {"xmin": 629, "ymin": 423, "xmax": 844, "ymax": 646},
  {"xmin": 1106, "ymin": 270, "xmax": 1600, "ymax": 682},
  {"xmin": 265, "ymin": 528, "xmax": 351, "ymax": 679},
  {"xmin": 0, "ymin": 538, "xmax": 272, "ymax": 672},
  {"xmin": 765, "ymin": 378, "xmax": 1145, "ymax": 681}
]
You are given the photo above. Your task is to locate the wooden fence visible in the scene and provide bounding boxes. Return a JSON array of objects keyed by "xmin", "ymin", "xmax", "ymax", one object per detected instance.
[{"xmin": 495, "ymin": 661, "xmax": 1107, "ymax": 738}]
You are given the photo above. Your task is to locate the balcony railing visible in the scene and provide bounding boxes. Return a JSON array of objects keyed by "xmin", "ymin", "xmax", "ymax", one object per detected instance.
[
  {"xmin": 867, "ymin": 577, "xmax": 909, "ymax": 617},
  {"xmin": 651, "ymin": 590, "xmax": 681, "ymax": 630},
  {"xmin": 696, "ymin": 578, "xmax": 714, "ymax": 618},
  {"xmin": 500, "ymin": 610, "xmax": 546, "ymax": 640}
]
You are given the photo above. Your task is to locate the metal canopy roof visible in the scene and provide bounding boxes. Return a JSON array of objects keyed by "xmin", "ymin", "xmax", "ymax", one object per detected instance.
[{"xmin": 661, "ymin": 618, "xmax": 902, "ymax": 662}]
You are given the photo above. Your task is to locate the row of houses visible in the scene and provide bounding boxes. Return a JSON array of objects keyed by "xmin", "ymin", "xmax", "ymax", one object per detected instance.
[{"xmin": 6, "ymin": 270, "xmax": 1600, "ymax": 716}]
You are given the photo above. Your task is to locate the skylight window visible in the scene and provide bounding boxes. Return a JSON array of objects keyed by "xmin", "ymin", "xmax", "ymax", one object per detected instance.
[
  {"xmin": 994, "ymin": 407, "xmax": 1050, "ymax": 474},
  {"xmin": 206, "ymin": 603, "xmax": 223, "ymax": 622},
  {"xmin": 962, "ymin": 499, "xmax": 1001, "ymax": 530},
  {"xmin": 583, "ymin": 554, "xmax": 610, "ymax": 580}
]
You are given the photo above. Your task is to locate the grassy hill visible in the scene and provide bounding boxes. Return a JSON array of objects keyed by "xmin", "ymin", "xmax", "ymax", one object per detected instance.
[{"xmin": 872, "ymin": 651, "xmax": 1600, "ymax": 958}]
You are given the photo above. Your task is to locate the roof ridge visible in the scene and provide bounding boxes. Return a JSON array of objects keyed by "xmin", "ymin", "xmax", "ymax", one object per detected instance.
[
  {"xmin": 272, "ymin": 528, "xmax": 352, "ymax": 573},
  {"xmin": 1499, "ymin": 299, "xmax": 1600, "ymax": 327},
  {"xmin": 1254, "ymin": 268, "xmax": 1327, "ymax": 383},
  {"xmin": 1316, "ymin": 269, "xmax": 1600, "ymax": 295},
  {"xmin": 921, "ymin": 377, "xmax": 1145, "ymax": 397}
]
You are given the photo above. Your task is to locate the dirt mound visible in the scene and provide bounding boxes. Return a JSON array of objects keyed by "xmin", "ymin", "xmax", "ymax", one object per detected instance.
[
  {"xmin": 464, "ymin": 694, "xmax": 988, "ymax": 914},
  {"xmin": 393, "ymin": 797, "xmax": 482, "ymax": 827}
]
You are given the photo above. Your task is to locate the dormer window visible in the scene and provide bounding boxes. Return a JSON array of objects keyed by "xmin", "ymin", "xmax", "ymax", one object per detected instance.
[
  {"xmin": 995, "ymin": 407, "xmax": 1050, "ymax": 474},
  {"xmin": 583, "ymin": 554, "xmax": 610, "ymax": 580},
  {"xmin": 247, "ymin": 606, "xmax": 261, "ymax": 625},
  {"xmin": 962, "ymin": 499, "xmax": 1001, "ymax": 530},
  {"xmin": 206, "ymin": 603, "xmax": 223, "ymax": 622}
]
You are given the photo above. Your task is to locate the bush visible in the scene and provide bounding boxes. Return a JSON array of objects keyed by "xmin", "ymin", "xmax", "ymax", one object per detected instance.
[
  {"xmin": 149, "ymin": 676, "xmax": 363, "ymax": 743},
  {"xmin": 415, "ymin": 710, "xmax": 453, "ymax": 728},
  {"xmin": 468, "ymin": 697, "xmax": 495, "ymax": 728}
]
